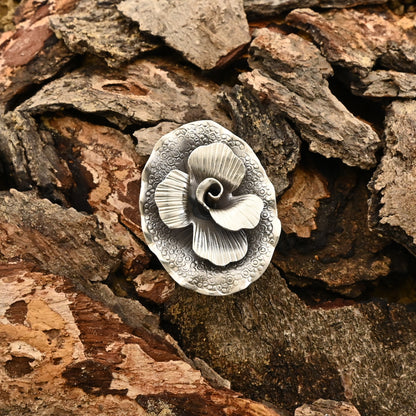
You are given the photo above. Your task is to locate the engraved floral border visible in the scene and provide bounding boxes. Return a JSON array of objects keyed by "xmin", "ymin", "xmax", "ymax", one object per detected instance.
[{"xmin": 140, "ymin": 120, "xmax": 280, "ymax": 295}]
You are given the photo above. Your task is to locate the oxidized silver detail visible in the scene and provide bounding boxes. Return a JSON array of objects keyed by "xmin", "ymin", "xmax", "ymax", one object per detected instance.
[{"xmin": 139, "ymin": 120, "xmax": 281, "ymax": 296}]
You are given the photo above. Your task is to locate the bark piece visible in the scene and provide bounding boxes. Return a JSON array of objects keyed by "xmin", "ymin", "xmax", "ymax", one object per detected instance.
[
  {"xmin": 13, "ymin": 0, "xmax": 78, "ymax": 23},
  {"xmin": 369, "ymin": 100, "xmax": 416, "ymax": 256},
  {"xmin": 244, "ymin": 0, "xmax": 387, "ymax": 18},
  {"xmin": 0, "ymin": 1, "xmax": 74, "ymax": 108},
  {"xmin": 295, "ymin": 399, "xmax": 361, "ymax": 416},
  {"xmin": 242, "ymin": 28, "xmax": 380, "ymax": 169},
  {"xmin": 165, "ymin": 264, "xmax": 416, "ymax": 416},
  {"xmin": 43, "ymin": 115, "xmax": 150, "ymax": 276},
  {"xmin": 287, "ymin": 8, "xmax": 416, "ymax": 78},
  {"xmin": 0, "ymin": 263, "xmax": 283, "ymax": 416},
  {"xmin": 1, "ymin": 111, "xmax": 71, "ymax": 200},
  {"xmin": 193, "ymin": 357, "xmax": 231, "ymax": 390},
  {"xmin": 351, "ymin": 70, "xmax": 416, "ymax": 98},
  {"xmin": 221, "ymin": 85, "xmax": 300, "ymax": 196},
  {"xmin": 50, "ymin": 0, "xmax": 159, "ymax": 68},
  {"xmin": 133, "ymin": 269, "xmax": 176, "ymax": 304},
  {"xmin": 277, "ymin": 166, "xmax": 329, "ymax": 238},
  {"xmin": 274, "ymin": 164, "xmax": 390, "ymax": 296},
  {"xmin": 118, "ymin": 0, "xmax": 250, "ymax": 70},
  {"xmin": 134, "ymin": 121, "xmax": 181, "ymax": 157},
  {"xmin": 0, "ymin": 189, "xmax": 120, "ymax": 282},
  {"xmin": 19, "ymin": 57, "xmax": 232, "ymax": 130},
  {"xmin": 0, "ymin": 115, "xmax": 31, "ymax": 190}
]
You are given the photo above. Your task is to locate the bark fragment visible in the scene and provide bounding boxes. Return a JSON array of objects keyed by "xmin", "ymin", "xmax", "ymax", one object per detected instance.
[
  {"xmin": 274, "ymin": 163, "xmax": 390, "ymax": 296},
  {"xmin": 221, "ymin": 85, "xmax": 300, "ymax": 196},
  {"xmin": 0, "ymin": 263, "xmax": 283, "ymax": 416},
  {"xmin": 286, "ymin": 8, "xmax": 416, "ymax": 77},
  {"xmin": 243, "ymin": 0, "xmax": 387, "ymax": 18},
  {"xmin": 0, "ymin": 0, "xmax": 75, "ymax": 108},
  {"xmin": 241, "ymin": 28, "xmax": 380, "ymax": 169},
  {"xmin": 277, "ymin": 166, "xmax": 329, "ymax": 238},
  {"xmin": 165, "ymin": 264, "xmax": 416, "ymax": 416},
  {"xmin": 133, "ymin": 269, "xmax": 176, "ymax": 304},
  {"xmin": 19, "ymin": 57, "xmax": 232, "ymax": 130},
  {"xmin": 351, "ymin": 70, "xmax": 416, "ymax": 98},
  {"xmin": 0, "ymin": 189, "xmax": 120, "ymax": 282},
  {"xmin": 49, "ymin": 0, "xmax": 160, "ymax": 67},
  {"xmin": 134, "ymin": 121, "xmax": 181, "ymax": 157},
  {"xmin": 1, "ymin": 111, "xmax": 71, "ymax": 200},
  {"xmin": 43, "ymin": 115, "xmax": 150, "ymax": 276},
  {"xmin": 0, "ymin": 0, "xmax": 19, "ymax": 31},
  {"xmin": 0, "ymin": 116, "xmax": 31, "ymax": 190},
  {"xmin": 117, "ymin": 0, "xmax": 251, "ymax": 70},
  {"xmin": 369, "ymin": 100, "xmax": 416, "ymax": 256},
  {"xmin": 295, "ymin": 399, "xmax": 361, "ymax": 416}
]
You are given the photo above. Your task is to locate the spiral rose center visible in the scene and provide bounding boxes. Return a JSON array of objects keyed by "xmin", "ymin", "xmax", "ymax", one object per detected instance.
[{"xmin": 196, "ymin": 177, "xmax": 224, "ymax": 209}]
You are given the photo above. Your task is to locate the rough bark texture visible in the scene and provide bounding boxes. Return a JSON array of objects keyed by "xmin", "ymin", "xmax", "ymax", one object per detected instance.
[
  {"xmin": 273, "ymin": 163, "xmax": 391, "ymax": 297},
  {"xmin": 42, "ymin": 115, "xmax": 151, "ymax": 275},
  {"xmin": 287, "ymin": 8, "xmax": 416, "ymax": 77},
  {"xmin": 241, "ymin": 28, "xmax": 381, "ymax": 169},
  {"xmin": 351, "ymin": 70, "xmax": 416, "ymax": 98},
  {"xmin": 369, "ymin": 100, "xmax": 416, "ymax": 256},
  {"xmin": 2, "ymin": 0, "xmax": 416, "ymax": 415},
  {"xmin": 277, "ymin": 166, "xmax": 330, "ymax": 238},
  {"xmin": 117, "ymin": 0, "xmax": 251, "ymax": 70},
  {"xmin": 0, "ymin": 263, "xmax": 281, "ymax": 416},
  {"xmin": 0, "ymin": 0, "xmax": 75, "ymax": 107},
  {"xmin": 0, "ymin": 110, "xmax": 70, "ymax": 198},
  {"xmin": 294, "ymin": 399, "xmax": 361, "ymax": 416},
  {"xmin": 49, "ymin": 0, "xmax": 160, "ymax": 67},
  {"xmin": 243, "ymin": 0, "xmax": 387, "ymax": 17},
  {"xmin": 19, "ymin": 56, "xmax": 231, "ymax": 130},
  {"xmin": 165, "ymin": 265, "xmax": 416, "ymax": 416},
  {"xmin": 134, "ymin": 122, "xmax": 181, "ymax": 157},
  {"xmin": 221, "ymin": 85, "xmax": 300, "ymax": 196},
  {"xmin": 0, "ymin": 189, "xmax": 120, "ymax": 283}
]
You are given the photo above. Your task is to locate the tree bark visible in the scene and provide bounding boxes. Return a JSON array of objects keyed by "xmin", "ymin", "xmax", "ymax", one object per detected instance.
[{"xmin": 1, "ymin": 0, "xmax": 416, "ymax": 415}]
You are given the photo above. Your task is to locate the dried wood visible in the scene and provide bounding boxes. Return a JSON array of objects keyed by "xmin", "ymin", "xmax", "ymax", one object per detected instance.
[
  {"xmin": 244, "ymin": 0, "xmax": 387, "ymax": 18},
  {"xmin": 287, "ymin": 7, "xmax": 416, "ymax": 77},
  {"xmin": 0, "ymin": 263, "xmax": 282, "ymax": 416},
  {"xmin": 241, "ymin": 28, "xmax": 381, "ymax": 169},
  {"xmin": 117, "ymin": 0, "xmax": 250, "ymax": 70},
  {"xmin": 369, "ymin": 100, "xmax": 416, "ymax": 256},
  {"xmin": 50, "ymin": 0, "xmax": 160, "ymax": 67},
  {"xmin": 19, "ymin": 57, "xmax": 231, "ymax": 129},
  {"xmin": 165, "ymin": 264, "xmax": 416, "ymax": 416}
]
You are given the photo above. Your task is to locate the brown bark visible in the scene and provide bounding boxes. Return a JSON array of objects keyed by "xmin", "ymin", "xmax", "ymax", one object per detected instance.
[
  {"xmin": 2, "ymin": 0, "xmax": 416, "ymax": 415},
  {"xmin": 0, "ymin": 263, "xmax": 281, "ymax": 416}
]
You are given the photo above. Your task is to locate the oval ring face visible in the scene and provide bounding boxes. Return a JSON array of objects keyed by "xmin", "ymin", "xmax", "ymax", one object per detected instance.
[{"xmin": 140, "ymin": 120, "xmax": 281, "ymax": 296}]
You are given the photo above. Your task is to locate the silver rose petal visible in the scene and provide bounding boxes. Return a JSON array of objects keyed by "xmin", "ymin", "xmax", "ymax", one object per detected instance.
[
  {"xmin": 188, "ymin": 142, "xmax": 245, "ymax": 192},
  {"xmin": 154, "ymin": 169, "xmax": 190, "ymax": 229},
  {"xmin": 192, "ymin": 220, "xmax": 248, "ymax": 267},
  {"xmin": 140, "ymin": 120, "xmax": 281, "ymax": 296}
]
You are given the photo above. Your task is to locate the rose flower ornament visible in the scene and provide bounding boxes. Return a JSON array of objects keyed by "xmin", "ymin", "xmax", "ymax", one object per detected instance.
[{"xmin": 140, "ymin": 121, "xmax": 280, "ymax": 295}]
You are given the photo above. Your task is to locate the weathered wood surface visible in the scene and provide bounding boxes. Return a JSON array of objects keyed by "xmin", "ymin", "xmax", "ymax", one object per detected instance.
[
  {"xmin": 294, "ymin": 399, "xmax": 361, "ymax": 416},
  {"xmin": 165, "ymin": 264, "xmax": 416, "ymax": 415},
  {"xmin": 50, "ymin": 0, "xmax": 160, "ymax": 67},
  {"xmin": 287, "ymin": 7, "xmax": 416, "ymax": 76},
  {"xmin": 241, "ymin": 28, "xmax": 381, "ymax": 169},
  {"xmin": 0, "ymin": 0, "xmax": 76, "ymax": 107},
  {"xmin": 243, "ymin": 0, "xmax": 388, "ymax": 17},
  {"xmin": 117, "ymin": 0, "xmax": 251, "ymax": 70},
  {"xmin": 19, "ymin": 57, "xmax": 231, "ymax": 130},
  {"xmin": 369, "ymin": 100, "xmax": 416, "ymax": 256},
  {"xmin": 0, "ymin": 263, "xmax": 282, "ymax": 416},
  {"xmin": 2, "ymin": 0, "xmax": 416, "ymax": 415}
]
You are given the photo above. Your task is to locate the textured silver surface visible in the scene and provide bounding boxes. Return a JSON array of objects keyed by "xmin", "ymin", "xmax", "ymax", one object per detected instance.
[{"xmin": 140, "ymin": 120, "xmax": 281, "ymax": 295}]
